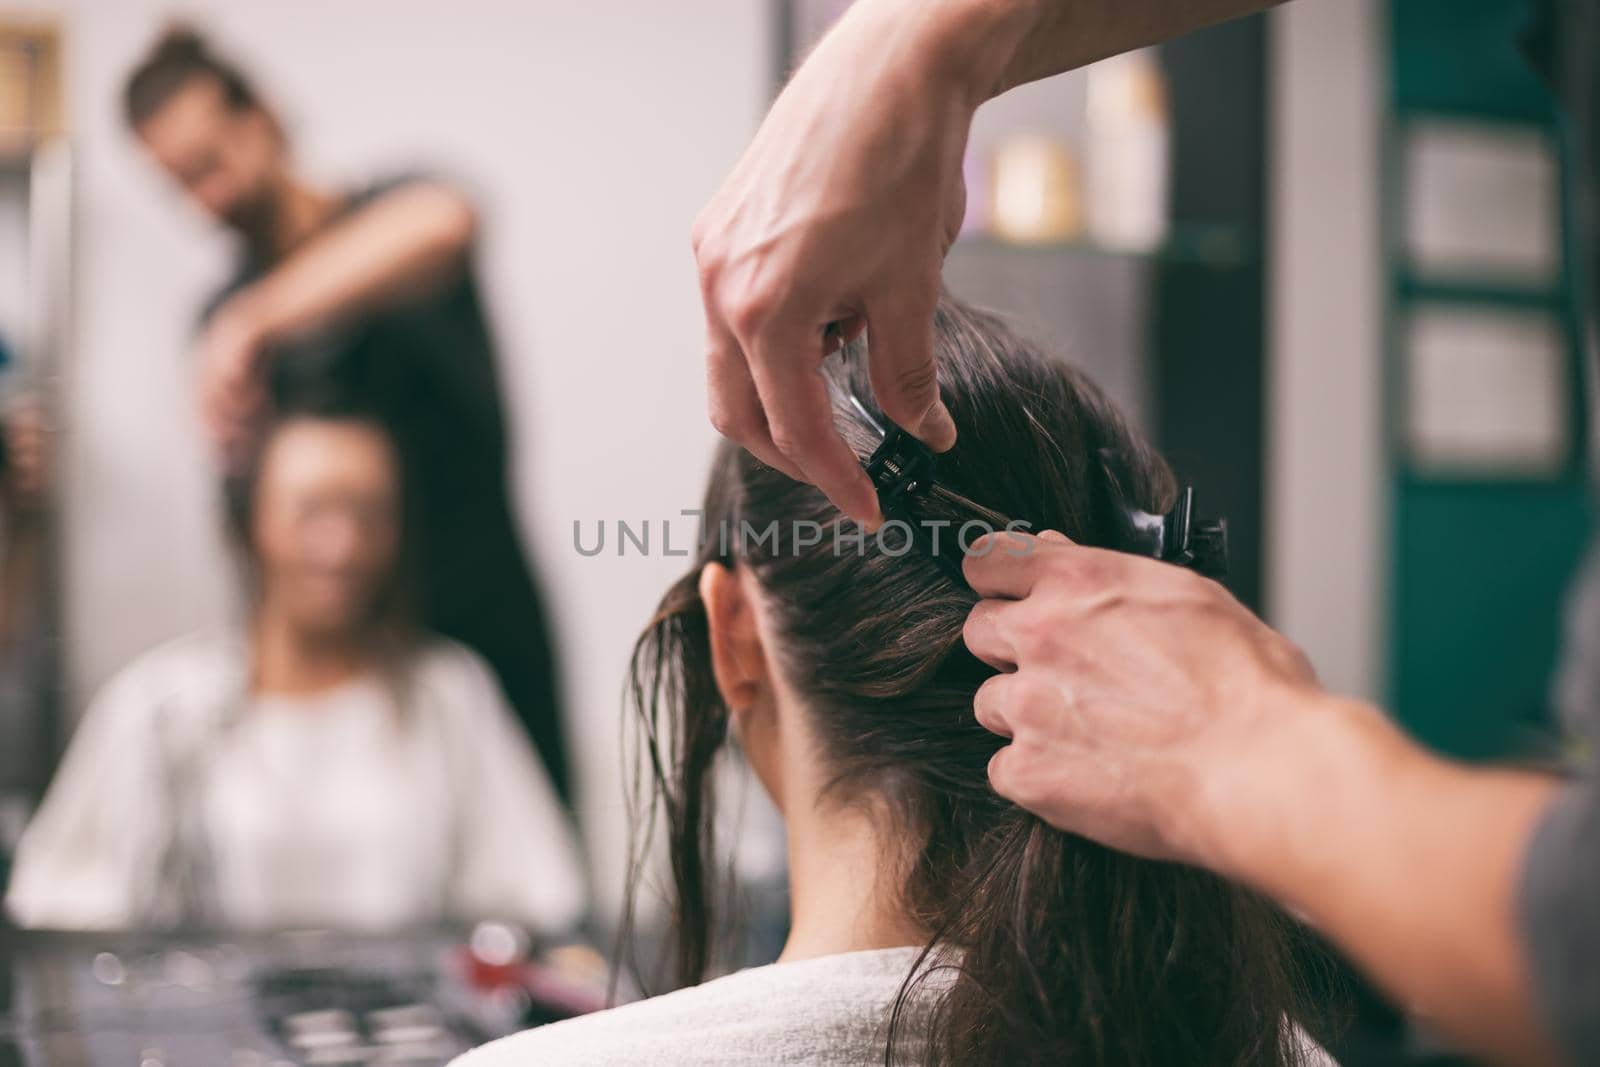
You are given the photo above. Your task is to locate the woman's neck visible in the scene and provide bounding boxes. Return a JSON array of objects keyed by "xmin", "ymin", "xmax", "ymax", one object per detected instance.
[
  {"xmin": 778, "ymin": 795, "xmax": 927, "ymax": 963},
  {"xmin": 251, "ymin": 608, "xmax": 368, "ymax": 696}
]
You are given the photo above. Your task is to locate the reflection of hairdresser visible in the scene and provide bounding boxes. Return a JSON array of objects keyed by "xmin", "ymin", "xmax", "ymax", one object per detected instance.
[
  {"xmin": 120, "ymin": 27, "xmax": 573, "ymax": 803},
  {"xmin": 4, "ymin": 395, "xmax": 584, "ymax": 932}
]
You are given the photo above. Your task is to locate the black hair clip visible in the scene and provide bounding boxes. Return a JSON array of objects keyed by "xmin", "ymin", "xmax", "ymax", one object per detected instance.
[
  {"xmin": 864, "ymin": 425, "xmax": 938, "ymax": 518},
  {"xmin": 862, "ymin": 424, "xmax": 971, "ymax": 586},
  {"xmin": 1097, "ymin": 449, "xmax": 1229, "ymax": 579},
  {"xmin": 835, "ymin": 375, "xmax": 1230, "ymax": 586},
  {"xmin": 834, "ymin": 384, "xmax": 983, "ymax": 586}
]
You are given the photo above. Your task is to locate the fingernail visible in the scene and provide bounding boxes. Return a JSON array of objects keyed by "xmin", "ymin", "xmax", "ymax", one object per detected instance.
[
  {"xmin": 920, "ymin": 402, "xmax": 957, "ymax": 452},
  {"xmin": 1038, "ymin": 529, "xmax": 1070, "ymax": 544}
]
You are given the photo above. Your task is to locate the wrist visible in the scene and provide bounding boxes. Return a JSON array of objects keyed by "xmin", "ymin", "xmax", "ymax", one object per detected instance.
[
  {"xmin": 856, "ymin": 0, "xmax": 1043, "ymax": 109},
  {"xmin": 1191, "ymin": 690, "xmax": 1419, "ymax": 896}
]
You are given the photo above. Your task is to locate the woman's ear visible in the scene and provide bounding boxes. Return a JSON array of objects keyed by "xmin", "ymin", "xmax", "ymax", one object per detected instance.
[{"xmin": 699, "ymin": 561, "xmax": 768, "ymax": 718}]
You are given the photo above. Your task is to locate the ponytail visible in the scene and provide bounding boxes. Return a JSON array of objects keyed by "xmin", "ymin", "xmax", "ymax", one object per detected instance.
[{"xmin": 895, "ymin": 812, "xmax": 1309, "ymax": 1065}]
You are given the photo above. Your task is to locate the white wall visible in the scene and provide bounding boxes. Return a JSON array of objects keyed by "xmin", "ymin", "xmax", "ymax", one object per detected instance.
[
  {"xmin": 26, "ymin": 0, "xmax": 768, "ymax": 914},
  {"xmin": 1267, "ymin": 0, "xmax": 1387, "ymax": 701}
]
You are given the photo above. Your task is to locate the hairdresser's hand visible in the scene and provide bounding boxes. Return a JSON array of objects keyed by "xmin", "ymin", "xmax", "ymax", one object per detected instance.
[
  {"xmin": 962, "ymin": 530, "xmax": 1330, "ymax": 869},
  {"xmin": 195, "ymin": 299, "xmax": 269, "ymax": 471},
  {"xmin": 694, "ymin": 0, "xmax": 1016, "ymax": 524}
]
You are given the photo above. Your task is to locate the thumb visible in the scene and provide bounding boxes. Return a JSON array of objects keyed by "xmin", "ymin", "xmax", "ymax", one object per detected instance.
[{"xmin": 865, "ymin": 293, "xmax": 956, "ymax": 452}]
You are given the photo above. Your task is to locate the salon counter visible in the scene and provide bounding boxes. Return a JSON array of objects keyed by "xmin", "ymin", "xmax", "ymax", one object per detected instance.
[{"xmin": 0, "ymin": 922, "xmax": 610, "ymax": 1067}]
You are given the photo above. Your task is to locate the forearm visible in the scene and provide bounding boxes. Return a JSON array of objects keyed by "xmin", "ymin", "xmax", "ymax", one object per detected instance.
[
  {"xmin": 882, "ymin": 0, "xmax": 1287, "ymax": 108},
  {"xmin": 227, "ymin": 182, "xmax": 475, "ymax": 345},
  {"xmin": 1210, "ymin": 696, "xmax": 1563, "ymax": 1066}
]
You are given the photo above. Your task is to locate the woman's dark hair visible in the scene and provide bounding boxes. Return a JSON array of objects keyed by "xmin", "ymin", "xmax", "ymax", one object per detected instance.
[
  {"xmin": 222, "ymin": 380, "xmax": 418, "ymax": 668},
  {"xmin": 124, "ymin": 25, "xmax": 263, "ymax": 129},
  {"xmin": 625, "ymin": 296, "xmax": 1313, "ymax": 1066}
]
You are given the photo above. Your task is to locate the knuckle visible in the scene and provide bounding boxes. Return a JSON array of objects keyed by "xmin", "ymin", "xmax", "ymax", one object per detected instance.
[
  {"xmin": 1071, "ymin": 553, "xmax": 1109, "ymax": 587},
  {"xmin": 689, "ymin": 209, "xmax": 723, "ymax": 261},
  {"xmin": 878, "ymin": 362, "xmax": 939, "ymax": 421},
  {"xmin": 766, "ymin": 423, "xmax": 806, "ymax": 458},
  {"xmin": 961, "ymin": 612, "xmax": 985, "ymax": 654},
  {"xmin": 986, "ymin": 746, "xmax": 1016, "ymax": 788},
  {"xmin": 765, "ymin": 409, "xmax": 829, "ymax": 460},
  {"xmin": 1012, "ymin": 680, "xmax": 1056, "ymax": 731},
  {"xmin": 1013, "ymin": 618, "xmax": 1059, "ymax": 664},
  {"xmin": 895, "ymin": 359, "xmax": 938, "ymax": 400},
  {"xmin": 972, "ymin": 674, "xmax": 1007, "ymax": 722},
  {"xmin": 1034, "ymin": 554, "xmax": 1083, "ymax": 596},
  {"xmin": 726, "ymin": 285, "xmax": 782, "ymax": 338},
  {"xmin": 962, "ymin": 600, "xmax": 998, "ymax": 645},
  {"xmin": 707, "ymin": 402, "xmax": 748, "ymax": 441}
]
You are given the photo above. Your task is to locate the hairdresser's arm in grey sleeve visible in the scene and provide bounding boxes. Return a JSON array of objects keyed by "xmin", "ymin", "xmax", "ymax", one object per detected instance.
[
  {"xmin": 1524, "ymin": 543, "xmax": 1600, "ymax": 1061},
  {"xmin": 963, "ymin": 532, "xmax": 1569, "ymax": 1067},
  {"xmin": 1521, "ymin": 782, "xmax": 1600, "ymax": 1061}
]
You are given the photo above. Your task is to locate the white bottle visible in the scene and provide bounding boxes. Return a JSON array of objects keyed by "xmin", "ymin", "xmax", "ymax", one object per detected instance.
[{"xmin": 1085, "ymin": 49, "xmax": 1171, "ymax": 253}]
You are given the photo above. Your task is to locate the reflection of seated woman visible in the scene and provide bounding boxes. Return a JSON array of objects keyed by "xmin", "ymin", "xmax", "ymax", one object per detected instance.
[
  {"xmin": 5, "ymin": 400, "xmax": 585, "ymax": 932},
  {"xmin": 463, "ymin": 299, "xmax": 1333, "ymax": 1066}
]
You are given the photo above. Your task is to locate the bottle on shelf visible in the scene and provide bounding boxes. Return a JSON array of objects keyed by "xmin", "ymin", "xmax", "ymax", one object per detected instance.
[{"xmin": 1084, "ymin": 49, "xmax": 1171, "ymax": 253}]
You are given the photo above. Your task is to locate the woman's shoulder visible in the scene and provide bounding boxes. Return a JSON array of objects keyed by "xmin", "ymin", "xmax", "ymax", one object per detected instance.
[
  {"xmin": 409, "ymin": 636, "xmax": 498, "ymax": 689},
  {"xmin": 402, "ymin": 638, "xmax": 527, "ymax": 746},
  {"xmin": 451, "ymin": 948, "xmax": 932, "ymax": 1067},
  {"xmin": 85, "ymin": 629, "xmax": 244, "ymax": 729}
]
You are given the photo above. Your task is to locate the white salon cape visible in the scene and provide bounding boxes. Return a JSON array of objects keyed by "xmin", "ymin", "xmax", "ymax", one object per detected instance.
[{"xmin": 4, "ymin": 631, "xmax": 587, "ymax": 933}]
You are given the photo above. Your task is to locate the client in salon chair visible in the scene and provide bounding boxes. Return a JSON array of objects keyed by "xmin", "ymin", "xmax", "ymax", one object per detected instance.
[
  {"xmin": 4, "ymin": 391, "xmax": 585, "ymax": 933},
  {"xmin": 460, "ymin": 297, "xmax": 1334, "ymax": 1066}
]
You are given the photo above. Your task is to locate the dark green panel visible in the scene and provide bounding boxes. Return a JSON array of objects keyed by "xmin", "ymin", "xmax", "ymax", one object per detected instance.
[
  {"xmin": 1391, "ymin": 484, "xmax": 1591, "ymax": 759},
  {"xmin": 1385, "ymin": 0, "xmax": 1592, "ymax": 761},
  {"xmin": 1391, "ymin": 0, "xmax": 1557, "ymax": 119}
]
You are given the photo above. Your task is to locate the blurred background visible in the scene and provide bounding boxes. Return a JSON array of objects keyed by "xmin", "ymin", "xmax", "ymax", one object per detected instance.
[{"xmin": 0, "ymin": 0, "xmax": 1589, "ymax": 1064}]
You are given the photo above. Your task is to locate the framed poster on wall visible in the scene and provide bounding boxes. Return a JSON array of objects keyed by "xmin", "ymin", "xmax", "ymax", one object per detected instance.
[{"xmin": 1402, "ymin": 304, "xmax": 1569, "ymax": 477}]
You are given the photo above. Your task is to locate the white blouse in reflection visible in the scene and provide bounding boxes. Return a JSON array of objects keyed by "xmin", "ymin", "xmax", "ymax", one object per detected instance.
[{"xmin": 4, "ymin": 632, "xmax": 587, "ymax": 933}]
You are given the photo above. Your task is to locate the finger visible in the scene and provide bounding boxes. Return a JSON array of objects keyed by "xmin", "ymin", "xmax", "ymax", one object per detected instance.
[
  {"xmin": 963, "ymin": 598, "xmax": 1018, "ymax": 671},
  {"xmin": 987, "ymin": 743, "xmax": 1020, "ymax": 800},
  {"xmin": 743, "ymin": 315, "xmax": 881, "ymax": 526},
  {"xmin": 864, "ymin": 292, "xmax": 956, "ymax": 451},
  {"xmin": 972, "ymin": 672, "xmax": 1018, "ymax": 738},
  {"xmin": 705, "ymin": 317, "xmax": 808, "ymax": 483},
  {"xmin": 962, "ymin": 530, "xmax": 1047, "ymax": 599}
]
